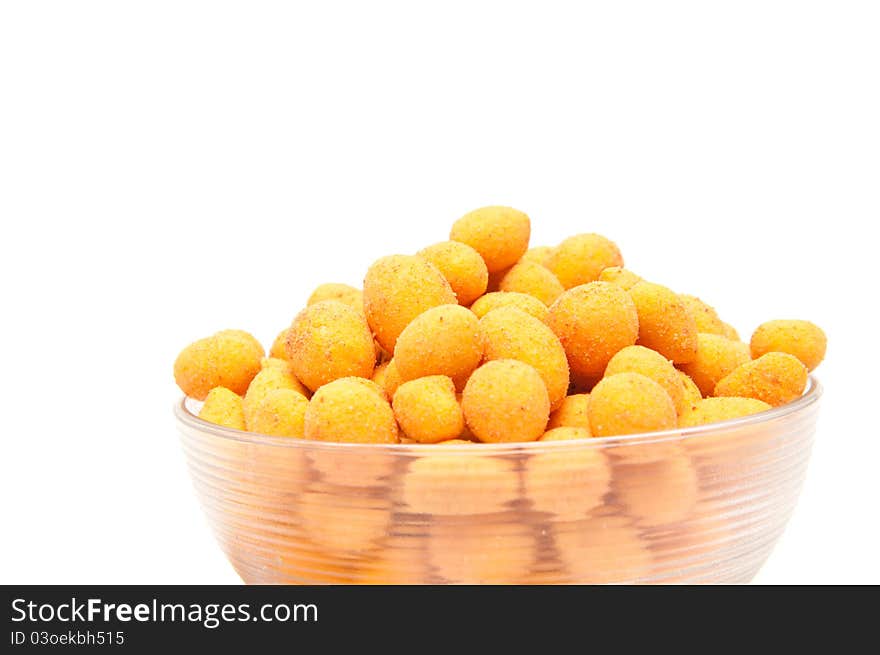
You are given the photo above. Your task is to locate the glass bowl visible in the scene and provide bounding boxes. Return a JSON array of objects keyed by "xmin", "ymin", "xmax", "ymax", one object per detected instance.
[{"xmin": 174, "ymin": 377, "xmax": 821, "ymax": 584}]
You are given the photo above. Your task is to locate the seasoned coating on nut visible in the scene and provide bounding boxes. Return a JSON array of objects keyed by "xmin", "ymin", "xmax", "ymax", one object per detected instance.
[
  {"xmin": 547, "ymin": 393, "xmax": 591, "ymax": 431},
  {"xmin": 545, "ymin": 233, "xmax": 623, "ymax": 289},
  {"xmin": 750, "ymin": 320, "xmax": 827, "ymax": 371},
  {"xmin": 588, "ymin": 372, "xmax": 676, "ymax": 437},
  {"xmin": 372, "ymin": 358, "xmax": 403, "ymax": 399},
  {"xmin": 269, "ymin": 328, "xmax": 292, "ymax": 361},
  {"xmin": 478, "ymin": 306, "xmax": 570, "ymax": 410},
  {"xmin": 306, "ymin": 283, "xmax": 364, "ymax": 312},
  {"xmin": 546, "ymin": 282, "xmax": 639, "ymax": 383},
  {"xmin": 598, "ymin": 266, "xmax": 642, "ymax": 291},
  {"xmin": 243, "ymin": 360, "xmax": 309, "ymax": 425},
  {"xmin": 392, "ymin": 376, "xmax": 464, "ymax": 443},
  {"xmin": 714, "ymin": 352, "xmax": 808, "ymax": 407},
  {"xmin": 199, "ymin": 387, "xmax": 246, "ymax": 430},
  {"xmin": 417, "ymin": 241, "xmax": 489, "ymax": 306},
  {"xmin": 450, "ymin": 206, "xmax": 531, "ymax": 273},
  {"xmin": 394, "ymin": 304, "xmax": 482, "ymax": 390},
  {"xmin": 470, "ymin": 291, "xmax": 549, "ymax": 321},
  {"xmin": 497, "ymin": 261, "xmax": 565, "ymax": 306},
  {"xmin": 174, "ymin": 329, "xmax": 264, "ymax": 400},
  {"xmin": 678, "ymin": 294, "xmax": 729, "ymax": 337},
  {"xmin": 678, "ymin": 333, "xmax": 751, "ymax": 397},
  {"xmin": 679, "ymin": 397, "xmax": 772, "ymax": 427},
  {"xmin": 628, "ymin": 281, "xmax": 698, "ymax": 364},
  {"xmin": 286, "ymin": 300, "xmax": 376, "ymax": 392},
  {"xmin": 677, "ymin": 369, "xmax": 703, "ymax": 412},
  {"xmin": 605, "ymin": 345, "xmax": 688, "ymax": 416},
  {"xmin": 363, "ymin": 254, "xmax": 457, "ymax": 353},
  {"xmin": 246, "ymin": 388, "xmax": 308, "ymax": 437},
  {"xmin": 304, "ymin": 377, "xmax": 399, "ymax": 444},
  {"xmin": 519, "ymin": 245, "xmax": 555, "ymax": 266},
  {"xmin": 461, "ymin": 359, "xmax": 550, "ymax": 443}
]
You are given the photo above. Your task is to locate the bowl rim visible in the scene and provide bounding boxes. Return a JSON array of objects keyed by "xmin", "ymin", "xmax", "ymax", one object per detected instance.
[{"xmin": 174, "ymin": 374, "xmax": 821, "ymax": 454}]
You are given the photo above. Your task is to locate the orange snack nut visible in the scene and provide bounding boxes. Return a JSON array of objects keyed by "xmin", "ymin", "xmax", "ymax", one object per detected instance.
[
  {"xmin": 628, "ymin": 281, "xmax": 698, "ymax": 364},
  {"xmin": 429, "ymin": 519, "xmax": 536, "ymax": 584},
  {"xmin": 199, "ymin": 387, "xmax": 246, "ymax": 430},
  {"xmin": 680, "ymin": 397, "xmax": 772, "ymax": 428},
  {"xmin": 547, "ymin": 393, "xmax": 591, "ymax": 430},
  {"xmin": 392, "ymin": 376, "xmax": 464, "ymax": 443},
  {"xmin": 243, "ymin": 360, "xmax": 309, "ymax": 424},
  {"xmin": 721, "ymin": 322, "xmax": 740, "ymax": 341},
  {"xmin": 260, "ymin": 356, "xmax": 291, "ymax": 371},
  {"xmin": 546, "ymin": 282, "xmax": 640, "ymax": 382},
  {"xmin": 470, "ymin": 291, "xmax": 549, "ymax": 322},
  {"xmin": 523, "ymin": 427, "xmax": 611, "ymax": 519},
  {"xmin": 750, "ymin": 319, "xmax": 827, "ymax": 371},
  {"xmin": 417, "ymin": 241, "xmax": 489, "ymax": 306},
  {"xmin": 304, "ymin": 377, "xmax": 399, "ymax": 444},
  {"xmin": 345, "ymin": 376, "xmax": 389, "ymax": 399},
  {"xmin": 174, "ymin": 329, "xmax": 265, "ymax": 400},
  {"xmin": 598, "ymin": 266, "xmax": 642, "ymax": 291},
  {"xmin": 497, "ymin": 261, "xmax": 565, "ymax": 306},
  {"xmin": 714, "ymin": 352, "xmax": 808, "ymax": 407},
  {"xmin": 449, "ymin": 205, "xmax": 531, "ymax": 273},
  {"xmin": 478, "ymin": 306, "xmax": 570, "ymax": 410},
  {"xmin": 269, "ymin": 328, "xmax": 291, "ymax": 361},
  {"xmin": 588, "ymin": 372, "xmax": 677, "ymax": 437},
  {"xmin": 519, "ymin": 245, "xmax": 555, "ymax": 266},
  {"xmin": 245, "ymin": 388, "xmax": 308, "ymax": 438},
  {"xmin": 678, "ymin": 333, "xmax": 751, "ymax": 397},
  {"xmin": 306, "ymin": 283, "xmax": 364, "ymax": 312},
  {"xmin": 216, "ymin": 329, "xmax": 264, "ymax": 352},
  {"xmin": 393, "ymin": 304, "xmax": 482, "ymax": 390},
  {"xmin": 372, "ymin": 359, "xmax": 402, "ymax": 399},
  {"xmin": 545, "ymin": 233, "xmax": 623, "ymax": 289},
  {"xmin": 612, "ymin": 452, "xmax": 699, "ymax": 526},
  {"xmin": 461, "ymin": 359, "xmax": 551, "ymax": 443},
  {"xmin": 554, "ymin": 512, "xmax": 652, "ymax": 583},
  {"xmin": 286, "ymin": 300, "xmax": 376, "ymax": 392},
  {"xmin": 604, "ymin": 345, "xmax": 687, "ymax": 416},
  {"xmin": 679, "ymin": 294, "xmax": 728, "ymax": 337},
  {"xmin": 398, "ymin": 449, "xmax": 519, "ymax": 515},
  {"xmin": 678, "ymin": 370, "xmax": 704, "ymax": 412},
  {"xmin": 363, "ymin": 255, "xmax": 457, "ymax": 353}
]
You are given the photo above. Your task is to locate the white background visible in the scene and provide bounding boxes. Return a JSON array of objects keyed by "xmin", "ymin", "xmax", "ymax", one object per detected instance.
[{"xmin": 1, "ymin": 1, "xmax": 877, "ymax": 584}]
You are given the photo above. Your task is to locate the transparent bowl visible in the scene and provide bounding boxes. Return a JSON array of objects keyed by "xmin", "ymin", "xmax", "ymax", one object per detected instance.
[{"xmin": 175, "ymin": 377, "xmax": 821, "ymax": 584}]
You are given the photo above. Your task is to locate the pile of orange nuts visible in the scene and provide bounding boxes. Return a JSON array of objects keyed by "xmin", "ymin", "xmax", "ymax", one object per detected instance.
[
  {"xmin": 174, "ymin": 205, "xmax": 826, "ymax": 446},
  {"xmin": 174, "ymin": 206, "xmax": 827, "ymax": 583}
]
